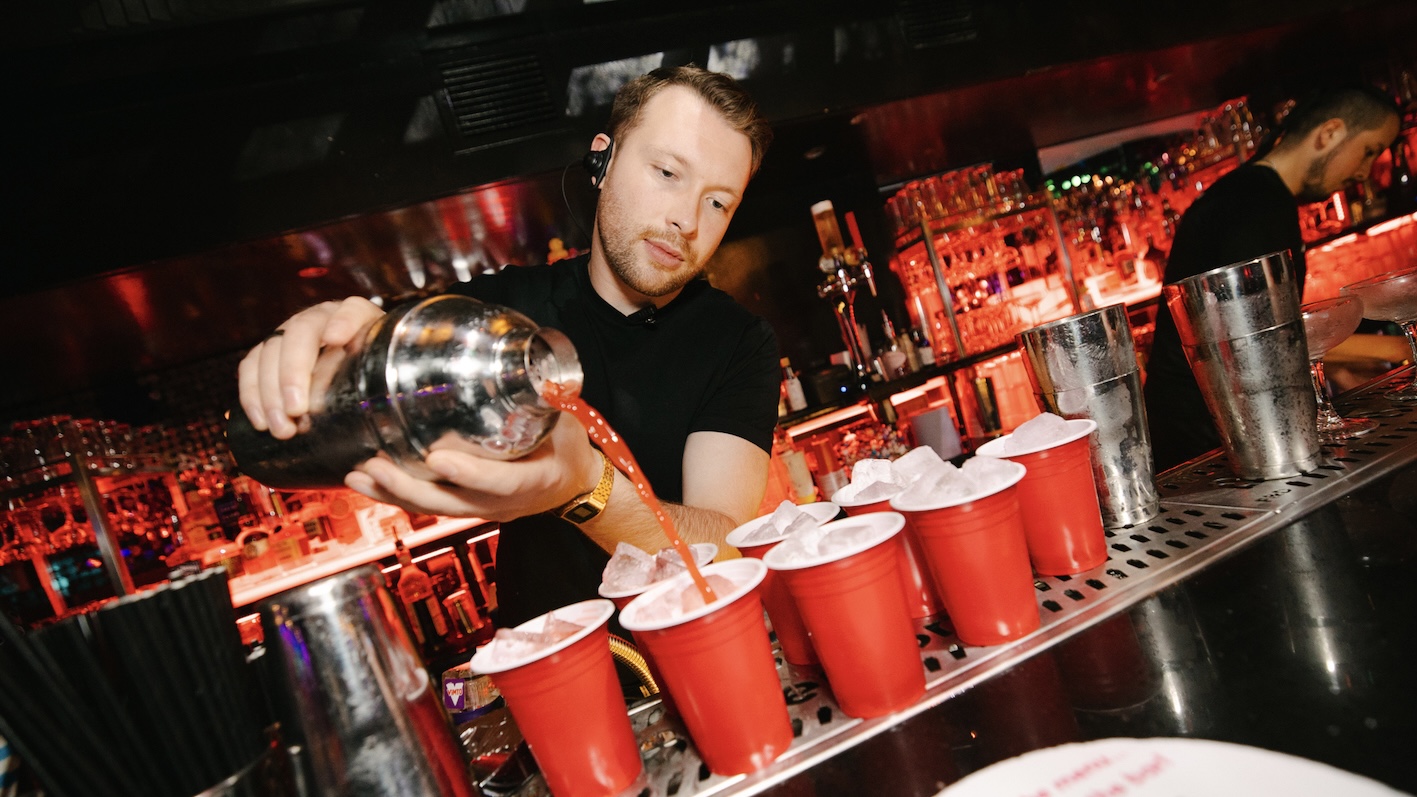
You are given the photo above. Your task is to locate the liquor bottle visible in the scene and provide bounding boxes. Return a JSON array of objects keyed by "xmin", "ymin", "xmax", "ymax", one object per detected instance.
[
  {"xmin": 1136, "ymin": 235, "xmax": 1165, "ymax": 284},
  {"xmin": 395, "ymin": 538, "xmax": 450, "ymax": 651},
  {"xmin": 780, "ymin": 357, "xmax": 808, "ymax": 412},
  {"xmin": 880, "ymin": 309, "xmax": 898, "ymax": 343},
  {"xmin": 897, "ymin": 329, "xmax": 922, "ymax": 371},
  {"xmin": 878, "ymin": 311, "xmax": 911, "ymax": 378},
  {"xmin": 1159, "ymin": 199, "xmax": 1181, "ymax": 240},
  {"xmin": 911, "ymin": 327, "xmax": 936, "ymax": 366},
  {"xmin": 772, "ymin": 427, "xmax": 817, "ymax": 503}
]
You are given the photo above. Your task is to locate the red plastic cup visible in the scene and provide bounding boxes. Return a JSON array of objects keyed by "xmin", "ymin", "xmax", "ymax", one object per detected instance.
[
  {"xmin": 725, "ymin": 502, "xmax": 841, "ymax": 666},
  {"xmin": 831, "ymin": 489, "xmax": 945, "ymax": 620},
  {"xmin": 470, "ymin": 600, "xmax": 642, "ymax": 797},
  {"xmin": 975, "ymin": 418, "xmax": 1106, "ymax": 576},
  {"xmin": 890, "ymin": 462, "xmax": 1041, "ymax": 647},
  {"xmin": 762, "ymin": 513, "xmax": 926, "ymax": 718},
  {"xmin": 598, "ymin": 542, "xmax": 717, "ymax": 703},
  {"xmin": 620, "ymin": 559, "xmax": 793, "ymax": 775}
]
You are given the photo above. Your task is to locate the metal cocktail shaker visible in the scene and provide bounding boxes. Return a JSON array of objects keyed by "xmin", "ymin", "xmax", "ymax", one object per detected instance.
[
  {"xmin": 1163, "ymin": 250, "xmax": 1319, "ymax": 480},
  {"xmin": 227, "ymin": 295, "xmax": 583, "ymax": 489},
  {"xmin": 1018, "ymin": 303, "xmax": 1161, "ymax": 528},
  {"xmin": 258, "ymin": 566, "xmax": 478, "ymax": 796}
]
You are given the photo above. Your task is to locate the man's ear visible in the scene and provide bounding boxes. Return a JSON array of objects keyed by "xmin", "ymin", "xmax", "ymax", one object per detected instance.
[
  {"xmin": 586, "ymin": 133, "xmax": 614, "ymax": 189},
  {"xmin": 1312, "ymin": 118, "xmax": 1349, "ymax": 153}
]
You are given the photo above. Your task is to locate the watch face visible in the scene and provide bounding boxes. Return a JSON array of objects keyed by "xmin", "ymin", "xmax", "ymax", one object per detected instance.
[{"xmin": 564, "ymin": 503, "xmax": 599, "ymax": 523}]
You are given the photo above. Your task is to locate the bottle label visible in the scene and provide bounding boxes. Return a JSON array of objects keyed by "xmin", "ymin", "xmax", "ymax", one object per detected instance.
[{"xmin": 785, "ymin": 378, "xmax": 808, "ymax": 412}]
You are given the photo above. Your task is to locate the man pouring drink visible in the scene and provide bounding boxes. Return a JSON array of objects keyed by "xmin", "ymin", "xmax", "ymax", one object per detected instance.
[{"xmin": 236, "ymin": 65, "xmax": 782, "ymax": 628}]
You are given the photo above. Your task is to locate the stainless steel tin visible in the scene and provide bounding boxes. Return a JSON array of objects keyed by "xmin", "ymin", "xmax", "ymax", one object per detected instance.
[
  {"xmin": 228, "ymin": 294, "xmax": 583, "ymax": 488},
  {"xmin": 1163, "ymin": 250, "xmax": 1319, "ymax": 480},
  {"xmin": 1018, "ymin": 304, "xmax": 1160, "ymax": 527},
  {"xmin": 258, "ymin": 567, "xmax": 476, "ymax": 797}
]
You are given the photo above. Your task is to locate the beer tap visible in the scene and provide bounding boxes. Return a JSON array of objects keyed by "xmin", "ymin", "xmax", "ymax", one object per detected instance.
[{"xmin": 811, "ymin": 201, "xmax": 878, "ymax": 384}]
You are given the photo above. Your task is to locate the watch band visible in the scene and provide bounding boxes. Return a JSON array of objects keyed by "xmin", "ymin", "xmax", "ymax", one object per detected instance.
[{"xmin": 556, "ymin": 450, "xmax": 615, "ymax": 524}]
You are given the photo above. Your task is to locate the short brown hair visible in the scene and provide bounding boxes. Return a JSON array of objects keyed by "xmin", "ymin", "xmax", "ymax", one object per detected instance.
[
  {"xmin": 1270, "ymin": 85, "xmax": 1400, "ymax": 154},
  {"xmin": 607, "ymin": 64, "xmax": 773, "ymax": 177}
]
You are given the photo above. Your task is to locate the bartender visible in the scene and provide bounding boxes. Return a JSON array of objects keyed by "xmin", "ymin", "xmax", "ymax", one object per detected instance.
[
  {"xmin": 1144, "ymin": 85, "xmax": 1400, "ymax": 471},
  {"xmin": 237, "ymin": 65, "xmax": 781, "ymax": 627}
]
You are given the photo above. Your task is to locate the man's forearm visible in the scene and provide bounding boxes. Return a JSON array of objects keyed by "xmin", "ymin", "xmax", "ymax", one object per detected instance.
[{"xmin": 578, "ymin": 471, "xmax": 738, "ymax": 555}]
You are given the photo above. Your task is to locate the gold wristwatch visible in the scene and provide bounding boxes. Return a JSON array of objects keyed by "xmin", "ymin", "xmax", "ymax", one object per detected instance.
[{"xmin": 556, "ymin": 450, "xmax": 614, "ymax": 524}]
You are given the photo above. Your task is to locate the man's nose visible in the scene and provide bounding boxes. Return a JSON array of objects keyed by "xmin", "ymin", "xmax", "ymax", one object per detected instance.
[{"xmin": 665, "ymin": 193, "xmax": 698, "ymax": 237}]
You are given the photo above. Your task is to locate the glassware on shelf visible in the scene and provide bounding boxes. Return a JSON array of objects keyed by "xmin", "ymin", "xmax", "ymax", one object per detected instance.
[
  {"xmin": 1341, "ymin": 267, "xmax": 1417, "ymax": 401},
  {"xmin": 1300, "ymin": 296, "xmax": 1379, "ymax": 442}
]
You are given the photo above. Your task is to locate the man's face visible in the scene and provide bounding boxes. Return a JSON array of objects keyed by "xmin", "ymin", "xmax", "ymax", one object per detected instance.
[
  {"xmin": 594, "ymin": 85, "xmax": 754, "ymax": 300},
  {"xmin": 1297, "ymin": 115, "xmax": 1401, "ymax": 203}
]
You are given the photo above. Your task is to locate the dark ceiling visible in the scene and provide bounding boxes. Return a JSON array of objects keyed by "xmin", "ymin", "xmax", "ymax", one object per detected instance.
[{"xmin": 2, "ymin": 0, "xmax": 1416, "ymax": 415}]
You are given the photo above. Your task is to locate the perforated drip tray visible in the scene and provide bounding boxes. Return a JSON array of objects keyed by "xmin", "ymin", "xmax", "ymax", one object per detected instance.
[
  {"xmin": 476, "ymin": 369, "xmax": 1417, "ymax": 797},
  {"xmin": 1156, "ymin": 372, "xmax": 1417, "ymax": 516}
]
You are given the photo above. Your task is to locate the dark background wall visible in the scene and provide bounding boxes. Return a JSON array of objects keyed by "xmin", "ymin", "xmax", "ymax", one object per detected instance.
[{"xmin": 3, "ymin": 0, "xmax": 1415, "ymax": 422}]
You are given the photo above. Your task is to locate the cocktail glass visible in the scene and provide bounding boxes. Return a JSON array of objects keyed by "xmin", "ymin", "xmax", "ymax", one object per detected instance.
[
  {"xmin": 1341, "ymin": 267, "xmax": 1417, "ymax": 401},
  {"xmin": 1300, "ymin": 296, "xmax": 1379, "ymax": 442}
]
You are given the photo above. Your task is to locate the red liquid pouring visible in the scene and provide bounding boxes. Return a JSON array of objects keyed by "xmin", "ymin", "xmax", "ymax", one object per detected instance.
[{"xmin": 544, "ymin": 383, "xmax": 717, "ymax": 604}]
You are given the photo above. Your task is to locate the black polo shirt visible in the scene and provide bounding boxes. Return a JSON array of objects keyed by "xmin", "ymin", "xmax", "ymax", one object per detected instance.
[{"xmin": 449, "ymin": 254, "xmax": 781, "ymax": 627}]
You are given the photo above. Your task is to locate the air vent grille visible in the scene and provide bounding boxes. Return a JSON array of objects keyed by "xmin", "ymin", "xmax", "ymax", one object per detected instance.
[
  {"xmin": 898, "ymin": 0, "xmax": 979, "ymax": 50},
  {"xmin": 436, "ymin": 51, "xmax": 558, "ymax": 142},
  {"xmin": 69, "ymin": 0, "xmax": 332, "ymax": 33}
]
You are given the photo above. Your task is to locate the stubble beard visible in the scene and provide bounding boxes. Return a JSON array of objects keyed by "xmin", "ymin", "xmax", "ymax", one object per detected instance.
[
  {"xmin": 1295, "ymin": 148, "xmax": 1340, "ymax": 204},
  {"xmin": 595, "ymin": 190, "xmax": 702, "ymax": 299}
]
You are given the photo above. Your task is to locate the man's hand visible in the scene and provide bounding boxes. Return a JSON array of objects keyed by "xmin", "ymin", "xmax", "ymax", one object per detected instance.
[
  {"xmin": 345, "ymin": 408, "xmax": 604, "ymax": 522},
  {"xmin": 236, "ymin": 297, "xmax": 384, "ymax": 439}
]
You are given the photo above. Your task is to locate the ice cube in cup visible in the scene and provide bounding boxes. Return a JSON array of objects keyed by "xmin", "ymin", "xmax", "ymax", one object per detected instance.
[
  {"xmin": 816, "ymin": 523, "xmax": 883, "ymax": 557},
  {"xmin": 540, "ymin": 613, "xmax": 586, "ymax": 641},
  {"xmin": 769, "ymin": 516, "xmax": 886, "ymax": 566},
  {"xmin": 895, "ymin": 461, "xmax": 973, "ymax": 506},
  {"xmin": 890, "ymin": 446, "xmax": 949, "ymax": 485},
  {"xmin": 1004, "ymin": 412, "xmax": 1072, "ymax": 455},
  {"xmin": 893, "ymin": 456, "xmax": 1032, "ymax": 509},
  {"xmin": 484, "ymin": 609, "xmax": 592, "ymax": 667},
  {"xmin": 762, "ymin": 512, "xmax": 905, "ymax": 570},
  {"xmin": 961, "ymin": 455, "xmax": 1023, "ymax": 491},
  {"xmin": 677, "ymin": 574, "xmax": 741, "ymax": 613},
  {"xmin": 851, "ymin": 459, "xmax": 896, "ymax": 486},
  {"xmin": 834, "ymin": 458, "xmax": 907, "ymax": 503},
  {"xmin": 600, "ymin": 541, "xmax": 718, "ymax": 600},
  {"xmin": 740, "ymin": 502, "xmax": 818, "ymax": 545},
  {"xmin": 621, "ymin": 560, "xmax": 767, "ymax": 629},
  {"xmin": 727, "ymin": 501, "xmax": 843, "ymax": 549},
  {"xmin": 600, "ymin": 542, "xmax": 656, "ymax": 592},
  {"xmin": 770, "ymin": 501, "xmax": 823, "ymax": 536},
  {"xmin": 852, "ymin": 479, "xmax": 904, "ymax": 503}
]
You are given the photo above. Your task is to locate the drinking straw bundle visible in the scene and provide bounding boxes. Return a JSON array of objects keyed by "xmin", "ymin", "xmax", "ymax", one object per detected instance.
[{"xmin": 0, "ymin": 567, "xmax": 266, "ymax": 797}]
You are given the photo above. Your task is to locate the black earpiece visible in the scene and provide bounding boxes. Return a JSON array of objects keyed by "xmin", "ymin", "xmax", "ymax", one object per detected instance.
[{"xmin": 583, "ymin": 138, "xmax": 614, "ymax": 188}]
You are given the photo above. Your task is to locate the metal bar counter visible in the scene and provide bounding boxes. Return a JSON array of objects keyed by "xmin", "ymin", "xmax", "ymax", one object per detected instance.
[{"xmin": 470, "ymin": 367, "xmax": 1417, "ymax": 797}]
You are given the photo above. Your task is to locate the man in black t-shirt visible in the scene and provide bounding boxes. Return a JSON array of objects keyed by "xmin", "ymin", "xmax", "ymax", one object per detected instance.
[
  {"xmin": 1144, "ymin": 87, "xmax": 1399, "ymax": 472},
  {"xmin": 237, "ymin": 66, "xmax": 779, "ymax": 625}
]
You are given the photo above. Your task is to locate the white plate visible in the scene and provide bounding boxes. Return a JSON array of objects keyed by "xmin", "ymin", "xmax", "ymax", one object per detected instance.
[{"xmin": 937, "ymin": 737, "xmax": 1406, "ymax": 797}]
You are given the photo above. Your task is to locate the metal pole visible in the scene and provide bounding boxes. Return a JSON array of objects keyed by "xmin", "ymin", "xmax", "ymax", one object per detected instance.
[
  {"xmin": 1045, "ymin": 201, "xmax": 1084, "ymax": 315},
  {"xmin": 66, "ymin": 422, "xmax": 135, "ymax": 596},
  {"xmin": 26, "ymin": 540, "xmax": 67, "ymax": 617},
  {"xmin": 920, "ymin": 218, "xmax": 964, "ymax": 360}
]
